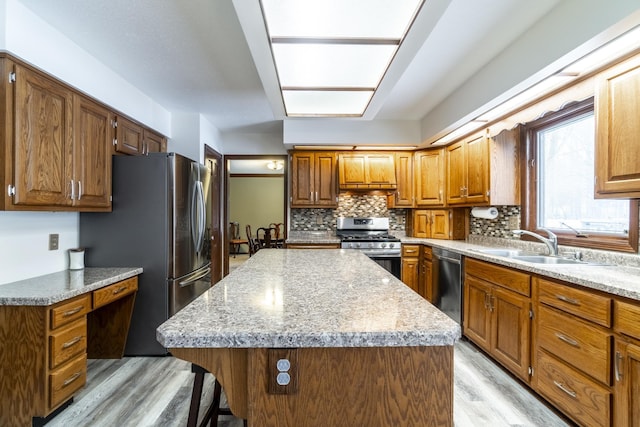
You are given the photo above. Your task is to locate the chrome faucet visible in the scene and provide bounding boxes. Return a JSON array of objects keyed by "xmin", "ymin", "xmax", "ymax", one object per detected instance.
[{"xmin": 513, "ymin": 229, "xmax": 558, "ymax": 256}]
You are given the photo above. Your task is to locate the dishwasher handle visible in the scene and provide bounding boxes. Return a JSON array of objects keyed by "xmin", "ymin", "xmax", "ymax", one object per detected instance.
[{"xmin": 437, "ymin": 255, "xmax": 462, "ymax": 265}]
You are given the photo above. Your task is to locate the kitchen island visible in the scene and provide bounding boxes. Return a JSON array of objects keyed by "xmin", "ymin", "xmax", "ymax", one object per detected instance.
[{"xmin": 157, "ymin": 249, "xmax": 460, "ymax": 427}]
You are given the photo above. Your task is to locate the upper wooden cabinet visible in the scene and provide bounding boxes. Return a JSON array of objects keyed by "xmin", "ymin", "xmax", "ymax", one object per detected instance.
[
  {"xmin": 113, "ymin": 116, "xmax": 144, "ymax": 155},
  {"xmin": 414, "ymin": 149, "xmax": 445, "ymax": 207},
  {"xmin": 5, "ymin": 63, "xmax": 111, "ymax": 211},
  {"xmin": 143, "ymin": 129, "xmax": 167, "ymax": 154},
  {"xmin": 410, "ymin": 209, "xmax": 465, "ymax": 240},
  {"xmin": 388, "ymin": 152, "xmax": 414, "ymax": 208},
  {"xmin": 446, "ymin": 130, "xmax": 519, "ymax": 207},
  {"xmin": 1, "ymin": 54, "xmax": 165, "ymax": 211},
  {"xmin": 114, "ymin": 120, "xmax": 167, "ymax": 155},
  {"xmin": 72, "ymin": 94, "xmax": 113, "ymax": 209},
  {"xmin": 290, "ymin": 151, "xmax": 337, "ymax": 208},
  {"xmin": 595, "ymin": 54, "xmax": 640, "ymax": 198},
  {"xmin": 338, "ymin": 153, "xmax": 396, "ymax": 190},
  {"xmin": 9, "ymin": 63, "xmax": 74, "ymax": 208}
]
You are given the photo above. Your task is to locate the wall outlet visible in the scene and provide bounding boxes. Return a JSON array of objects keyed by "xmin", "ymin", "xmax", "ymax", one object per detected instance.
[{"xmin": 48, "ymin": 233, "xmax": 59, "ymax": 250}]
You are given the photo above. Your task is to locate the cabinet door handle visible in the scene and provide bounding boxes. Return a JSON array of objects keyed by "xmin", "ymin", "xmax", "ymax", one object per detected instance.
[
  {"xmin": 309, "ymin": 191, "xmax": 313, "ymax": 201},
  {"xmin": 556, "ymin": 294, "xmax": 580, "ymax": 306},
  {"xmin": 615, "ymin": 351, "xmax": 623, "ymax": 382},
  {"xmin": 70, "ymin": 180, "xmax": 75, "ymax": 200},
  {"xmin": 112, "ymin": 286, "xmax": 128, "ymax": 295},
  {"xmin": 77, "ymin": 181, "xmax": 82, "ymax": 201},
  {"xmin": 484, "ymin": 293, "xmax": 489, "ymax": 309},
  {"xmin": 553, "ymin": 381, "xmax": 577, "ymax": 399},
  {"xmin": 555, "ymin": 332, "xmax": 579, "ymax": 347},
  {"xmin": 62, "ymin": 335, "xmax": 83, "ymax": 349},
  {"xmin": 63, "ymin": 306, "xmax": 83, "ymax": 317},
  {"xmin": 489, "ymin": 295, "xmax": 495, "ymax": 312},
  {"xmin": 63, "ymin": 371, "xmax": 83, "ymax": 387},
  {"xmin": 315, "ymin": 192, "xmax": 318, "ymax": 202}
]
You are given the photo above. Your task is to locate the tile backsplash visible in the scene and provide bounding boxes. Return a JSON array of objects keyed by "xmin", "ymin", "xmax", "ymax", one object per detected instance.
[
  {"xmin": 469, "ymin": 206, "xmax": 521, "ymax": 239},
  {"xmin": 291, "ymin": 193, "xmax": 406, "ymax": 231}
]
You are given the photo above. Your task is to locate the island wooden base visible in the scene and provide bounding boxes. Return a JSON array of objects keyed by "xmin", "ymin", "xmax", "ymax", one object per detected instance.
[{"xmin": 171, "ymin": 345, "xmax": 453, "ymax": 427}]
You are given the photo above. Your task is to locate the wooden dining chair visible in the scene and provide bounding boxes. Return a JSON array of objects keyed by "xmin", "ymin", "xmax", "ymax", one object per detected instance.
[
  {"xmin": 229, "ymin": 222, "xmax": 248, "ymax": 258},
  {"xmin": 269, "ymin": 223, "xmax": 285, "ymax": 248},
  {"xmin": 245, "ymin": 225, "xmax": 260, "ymax": 256},
  {"xmin": 256, "ymin": 227, "xmax": 277, "ymax": 249}
]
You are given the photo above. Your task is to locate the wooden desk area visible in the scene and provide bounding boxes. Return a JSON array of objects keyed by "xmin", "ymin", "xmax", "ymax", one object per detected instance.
[{"xmin": 0, "ymin": 268, "xmax": 141, "ymax": 427}]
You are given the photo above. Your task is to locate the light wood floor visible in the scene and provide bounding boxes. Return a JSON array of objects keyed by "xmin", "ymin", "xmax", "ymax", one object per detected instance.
[{"xmin": 46, "ymin": 339, "xmax": 572, "ymax": 427}]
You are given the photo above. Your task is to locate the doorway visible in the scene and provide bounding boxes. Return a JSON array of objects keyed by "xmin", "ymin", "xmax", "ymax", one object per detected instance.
[{"xmin": 223, "ymin": 155, "xmax": 288, "ymax": 275}]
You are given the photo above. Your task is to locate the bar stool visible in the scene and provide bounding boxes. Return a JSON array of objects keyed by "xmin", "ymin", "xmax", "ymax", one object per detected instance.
[{"xmin": 188, "ymin": 364, "xmax": 247, "ymax": 427}]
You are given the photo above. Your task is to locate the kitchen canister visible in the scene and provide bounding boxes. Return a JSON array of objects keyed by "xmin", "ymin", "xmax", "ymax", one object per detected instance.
[{"xmin": 69, "ymin": 248, "xmax": 85, "ymax": 270}]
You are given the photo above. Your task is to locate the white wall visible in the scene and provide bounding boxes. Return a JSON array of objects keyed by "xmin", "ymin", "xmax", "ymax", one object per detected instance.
[
  {"xmin": 0, "ymin": 0, "xmax": 175, "ymax": 283},
  {"xmin": 0, "ymin": 212, "xmax": 78, "ymax": 284},
  {"xmin": 222, "ymin": 132, "xmax": 286, "ymax": 155},
  {"xmin": 283, "ymin": 119, "xmax": 420, "ymax": 148}
]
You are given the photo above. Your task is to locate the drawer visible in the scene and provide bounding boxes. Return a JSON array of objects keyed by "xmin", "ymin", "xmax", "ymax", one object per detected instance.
[
  {"xmin": 402, "ymin": 245, "xmax": 420, "ymax": 257},
  {"xmin": 465, "ymin": 258, "xmax": 530, "ymax": 297},
  {"xmin": 614, "ymin": 299, "xmax": 640, "ymax": 340},
  {"xmin": 536, "ymin": 349, "xmax": 611, "ymax": 427},
  {"xmin": 50, "ymin": 295, "xmax": 91, "ymax": 330},
  {"xmin": 49, "ymin": 353, "xmax": 87, "ymax": 410},
  {"xmin": 421, "ymin": 246, "xmax": 432, "ymax": 261},
  {"xmin": 49, "ymin": 319, "xmax": 87, "ymax": 370},
  {"xmin": 537, "ymin": 278, "xmax": 612, "ymax": 327},
  {"xmin": 537, "ymin": 305, "xmax": 611, "ymax": 384},
  {"xmin": 93, "ymin": 277, "xmax": 138, "ymax": 309}
]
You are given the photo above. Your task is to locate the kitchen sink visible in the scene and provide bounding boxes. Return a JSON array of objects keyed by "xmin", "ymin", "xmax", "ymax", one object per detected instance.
[
  {"xmin": 509, "ymin": 255, "xmax": 585, "ymax": 264},
  {"xmin": 473, "ymin": 248, "xmax": 533, "ymax": 257}
]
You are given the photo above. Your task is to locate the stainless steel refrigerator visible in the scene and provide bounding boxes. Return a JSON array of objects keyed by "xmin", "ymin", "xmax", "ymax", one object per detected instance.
[{"xmin": 80, "ymin": 152, "xmax": 212, "ymax": 355}]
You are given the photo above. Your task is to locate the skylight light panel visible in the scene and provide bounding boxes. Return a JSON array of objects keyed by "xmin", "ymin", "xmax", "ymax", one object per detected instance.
[
  {"xmin": 261, "ymin": 0, "xmax": 423, "ymax": 39},
  {"xmin": 283, "ymin": 90, "xmax": 374, "ymax": 116},
  {"xmin": 272, "ymin": 44, "xmax": 397, "ymax": 88}
]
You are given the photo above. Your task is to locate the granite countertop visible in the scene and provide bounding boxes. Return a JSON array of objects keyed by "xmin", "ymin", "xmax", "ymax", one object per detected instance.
[
  {"xmin": 401, "ymin": 237, "xmax": 640, "ymax": 301},
  {"xmin": 157, "ymin": 249, "xmax": 460, "ymax": 349},
  {"xmin": 285, "ymin": 230, "xmax": 340, "ymax": 244},
  {"xmin": 0, "ymin": 267, "xmax": 143, "ymax": 306}
]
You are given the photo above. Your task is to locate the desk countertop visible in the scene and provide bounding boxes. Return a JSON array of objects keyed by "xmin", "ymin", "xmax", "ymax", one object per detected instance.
[{"xmin": 0, "ymin": 268, "xmax": 143, "ymax": 306}]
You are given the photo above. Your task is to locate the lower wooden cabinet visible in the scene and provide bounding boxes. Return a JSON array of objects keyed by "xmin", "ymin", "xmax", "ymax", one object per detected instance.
[
  {"xmin": 536, "ymin": 349, "xmax": 611, "ymax": 427},
  {"xmin": 401, "ymin": 244, "xmax": 420, "ymax": 294},
  {"xmin": 420, "ymin": 246, "xmax": 433, "ymax": 302},
  {"xmin": 463, "ymin": 259, "xmax": 531, "ymax": 382},
  {"xmin": 613, "ymin": 300, "xmax": 640, "ymax": 427}
]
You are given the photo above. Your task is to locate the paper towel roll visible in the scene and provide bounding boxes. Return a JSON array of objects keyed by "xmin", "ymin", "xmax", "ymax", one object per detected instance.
[{"xmin": 471, "ymin": 207, "xmax": 499, "ymax": 219}]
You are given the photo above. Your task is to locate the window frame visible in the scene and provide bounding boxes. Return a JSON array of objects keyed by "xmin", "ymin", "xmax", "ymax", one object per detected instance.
[{"xmin": 520, "ymin": 97, "xmax": 639, "ymax": 253}]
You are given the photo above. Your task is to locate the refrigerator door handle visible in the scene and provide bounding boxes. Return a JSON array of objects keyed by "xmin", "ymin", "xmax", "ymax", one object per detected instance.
[
  {"xmin": 191, "ymin": 180, "xmax": 206, "ymax": 253},
  {"xmin": 179, "ymin": 266, "xmax": 211, "ymax": 287}
]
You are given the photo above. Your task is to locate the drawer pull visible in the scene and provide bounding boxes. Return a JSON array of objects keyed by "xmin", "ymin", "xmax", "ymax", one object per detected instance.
[
  {"xmin": 553, "ymin": 381, "xmax": 577, "ymax": 399},
  {"xmin": 615, "ymin": 351, "xmax": 623, "ymax": 382},
  {"xmin": 62, "ymin": 307, "xmax": 83, "ymax": 317},
  {"xmin": 63, "ymin": 371, "xmax": 82, "ymax": 387},
  {"xmin": 405, "ymin": 250, "xmax": 417, "ymax": 254},
  {"xmin": 62, "ymin": 336, "xmax": 83, "ymax": 349},
  {"xmin": 556, "ymin": 294, "xmax": 580, "ymax": 306},
  {"xmin": 112, "ymin": 286, "xmax": 128, "ymax": 295},
  {"xmin": 555, "ymin": 332, "xmax": 579, "ymax": 347}
]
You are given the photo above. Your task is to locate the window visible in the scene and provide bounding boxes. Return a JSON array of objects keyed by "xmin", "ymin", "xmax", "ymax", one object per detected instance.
[{"xmin": 522, "ymin": 98, "xmax": 638, "ymax": 252}]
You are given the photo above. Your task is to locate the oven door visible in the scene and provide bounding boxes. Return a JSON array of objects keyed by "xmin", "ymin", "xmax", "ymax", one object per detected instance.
[{"xmin": 365, "ymin": 253, "xmax": 401, "ymax": 279}]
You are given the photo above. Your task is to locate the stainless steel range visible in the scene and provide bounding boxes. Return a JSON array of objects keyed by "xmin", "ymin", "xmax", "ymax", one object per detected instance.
[{"xmin": 337, "ymin": 217, "xmax": 401, "ymax": 278}]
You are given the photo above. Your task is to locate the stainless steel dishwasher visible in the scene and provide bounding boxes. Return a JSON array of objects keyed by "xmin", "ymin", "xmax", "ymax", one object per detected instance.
[{"xmin": 432, "ymin": 247, "xmax": 463, "ymax": 324}]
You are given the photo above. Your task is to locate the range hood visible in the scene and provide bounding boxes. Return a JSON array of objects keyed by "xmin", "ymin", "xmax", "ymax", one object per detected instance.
[{"xmin": 338, "ymin": 153, "xmax": 397, "ymax": 190}]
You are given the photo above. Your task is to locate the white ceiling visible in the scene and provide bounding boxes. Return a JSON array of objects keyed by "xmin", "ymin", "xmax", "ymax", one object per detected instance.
[{"xmin": 15, "ymin": 0, "xmax": 618, "ymax": 143}]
